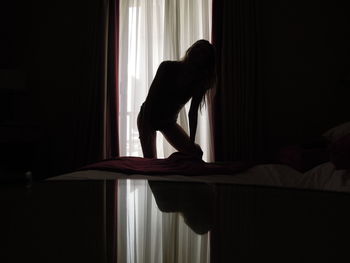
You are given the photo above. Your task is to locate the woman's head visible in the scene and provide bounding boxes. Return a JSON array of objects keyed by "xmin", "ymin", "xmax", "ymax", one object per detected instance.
[{"xmin": 184, "ymin": 39, "xmax": 215, "ymax": 72}]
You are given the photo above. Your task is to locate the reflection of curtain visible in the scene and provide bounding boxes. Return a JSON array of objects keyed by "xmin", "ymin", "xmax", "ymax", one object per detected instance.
[
  {"xmin": 118, "ymin": 0, "xmax": 212, "ymax": 161},
  {"xmin": 118, "ymin": 1, "xmax": 212, "ymax": 262},
  {"xmin": 117, "ymin": 180, "xmax": 210, "ymax": 263},
  {"xmin": 211, "ymin": 0, "xmax": 263, "ymax": 162}
]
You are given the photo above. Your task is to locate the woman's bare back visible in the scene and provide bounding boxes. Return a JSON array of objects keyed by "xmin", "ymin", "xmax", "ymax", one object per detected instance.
[{"xmin": 143, "ymin": 61, "xmax": 196, "ymax": 129}]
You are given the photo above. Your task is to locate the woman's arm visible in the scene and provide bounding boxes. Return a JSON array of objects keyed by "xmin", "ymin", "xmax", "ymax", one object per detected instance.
[{"xmin": 189, "ymin": 94, "xmax": 201, "ymax": 143}]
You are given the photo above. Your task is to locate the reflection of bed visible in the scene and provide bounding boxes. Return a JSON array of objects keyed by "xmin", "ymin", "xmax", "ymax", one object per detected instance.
[{"xmin": 51, "ymin": 122, "xmax": 350, "ymax": 193}]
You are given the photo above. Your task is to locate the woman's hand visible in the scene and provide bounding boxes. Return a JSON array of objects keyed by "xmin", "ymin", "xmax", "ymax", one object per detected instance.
[{"xmin": 193, "ymin": 143, "xmax": 203, "ymax": 159}]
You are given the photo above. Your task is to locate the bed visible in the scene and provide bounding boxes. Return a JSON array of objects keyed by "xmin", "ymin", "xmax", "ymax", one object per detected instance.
[
  {"xmin": 46, "ymin": 122, "xmax": 350, "ymax": 262},
  {"xmin": 51, "ymin": 121, "xmax": 350, "ymax": 193},
  {"xmin": 49, "ymin": 122, "xmax": 350, "ymax": 192}
]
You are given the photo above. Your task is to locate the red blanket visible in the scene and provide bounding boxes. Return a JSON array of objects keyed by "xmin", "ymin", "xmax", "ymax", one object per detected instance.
[{"xmin": 79, "ymin": 152, "xmax": 253, "ymax": 176}]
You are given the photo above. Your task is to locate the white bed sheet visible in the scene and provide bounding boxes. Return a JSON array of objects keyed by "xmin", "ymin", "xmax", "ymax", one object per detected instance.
[{"xmin": 50, "ymin": 162, "xmax": 350, "ymax": 193}]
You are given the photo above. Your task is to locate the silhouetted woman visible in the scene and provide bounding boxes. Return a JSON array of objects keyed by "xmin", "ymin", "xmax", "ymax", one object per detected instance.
[{"xmin": 137, "ymin": 39, "xmax": 216, "ymax": 159}]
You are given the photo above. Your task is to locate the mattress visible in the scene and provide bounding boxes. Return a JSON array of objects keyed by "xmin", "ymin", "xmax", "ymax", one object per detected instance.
[{"xmin": 50, "ymin": 161, "xmax": 350, "ymax": 193}]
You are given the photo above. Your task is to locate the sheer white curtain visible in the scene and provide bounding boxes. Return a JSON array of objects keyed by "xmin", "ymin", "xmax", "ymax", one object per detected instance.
[{"xmin": 118, "ymin": 0, "xmax": 212, "ymax": 262}]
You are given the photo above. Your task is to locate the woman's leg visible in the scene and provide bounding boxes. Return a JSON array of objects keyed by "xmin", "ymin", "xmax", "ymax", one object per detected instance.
[
  {"xmin": 160, "ymin": 123, "xmax": 203, "ymax": 157},
  {"xmin": 137, "ymin": 110, "xmax": 157, "ymax": 158}
]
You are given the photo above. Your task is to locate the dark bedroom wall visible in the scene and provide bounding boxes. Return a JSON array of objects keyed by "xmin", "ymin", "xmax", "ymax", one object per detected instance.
[
  {"xmin": 0, "ymin": 1, "xmax": 30, "ymax": 121},
  {"xmin": 260, "ymin": 1, "xmax": 350, "ymax": 154},
  {"xmin": 1, "ymin": 1, "xmax": 104, "ymax": 179}
]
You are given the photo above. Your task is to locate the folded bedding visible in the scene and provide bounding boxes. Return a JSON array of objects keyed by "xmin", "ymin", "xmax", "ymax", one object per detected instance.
[{"xmin": 79, "ymin": 152, "xmax": 254, "ymax": 176}]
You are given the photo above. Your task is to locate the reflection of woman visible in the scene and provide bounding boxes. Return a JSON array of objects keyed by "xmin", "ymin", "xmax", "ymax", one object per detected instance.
[
  {"xmin": 148, "ymin": 181, "xmax": 214, "ymax": 234},
  {"xmin": 137, "ymin": 40, "xmax": 216, "ymax": 158}
]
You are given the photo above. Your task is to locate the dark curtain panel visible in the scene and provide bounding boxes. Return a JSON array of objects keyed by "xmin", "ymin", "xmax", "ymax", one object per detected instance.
[
  {"xmin": 106, "ymin": 0, "xmax": 120, "ymax": 159},
  {"xmin": 19, "ymin": 0, "xmax": 120, "ymax": 178},
  {"xmin": 211, "ymin": 0, "xmax": 262, "ymax": 162},
  {"xmin": 73, "ymin": 0, "xmax": 120, "ymax": 169}
]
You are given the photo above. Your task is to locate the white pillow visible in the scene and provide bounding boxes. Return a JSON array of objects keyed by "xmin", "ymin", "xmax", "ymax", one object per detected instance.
[
  {"xmin": 302, "ymin": 162, "xmax": 350, "ymax": 192},
  {"xmin": 322, "ymin": 122, "xmax": 350, "ymax": 142}
]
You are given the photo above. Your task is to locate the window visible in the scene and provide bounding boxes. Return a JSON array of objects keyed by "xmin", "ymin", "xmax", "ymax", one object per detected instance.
[{"xmin": 119, "ymin": 0, "xmax": 212, "ymax": 160}]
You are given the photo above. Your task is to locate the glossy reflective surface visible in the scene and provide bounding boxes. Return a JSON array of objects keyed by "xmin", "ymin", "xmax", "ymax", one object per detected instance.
[{"xmin": 1, "ymin": 179, "xmax": 350, "ymax": 263}]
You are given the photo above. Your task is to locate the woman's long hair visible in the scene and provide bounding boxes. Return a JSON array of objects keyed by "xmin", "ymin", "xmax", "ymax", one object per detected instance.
[{"xmin": 182, "ymin": 39, "xmax": 216, "ymax": 110}]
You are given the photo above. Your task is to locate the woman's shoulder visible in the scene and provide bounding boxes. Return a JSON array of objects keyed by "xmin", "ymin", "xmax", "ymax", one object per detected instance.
[
  {"xmin": 156, "ymin": 61, "xmax": 183, "ymax": 77},
  {"xmin": 159, "ymin": 60, "xmax": 182, "ymax": 69}
]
